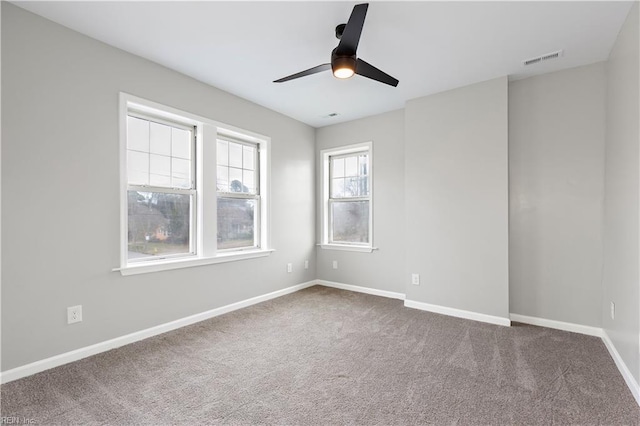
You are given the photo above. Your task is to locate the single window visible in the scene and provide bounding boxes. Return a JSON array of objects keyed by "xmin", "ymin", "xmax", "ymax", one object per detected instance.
[
  {"xmin": 216, "ymin": 139, "xmax": 260, "ymax": 250},
  {"xmin": 126, "ymin": 114, "xmax": 196, "ymax": 262},
  {"xmin": 321, "ymin": 143, "xmax": 373, "ymax": 250}
]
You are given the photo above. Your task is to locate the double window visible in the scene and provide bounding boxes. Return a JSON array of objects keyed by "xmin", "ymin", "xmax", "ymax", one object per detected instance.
[
  {"xmin": 321, "ymin": 142, "xmax": 373, "ymax": 251},
  {"xmin": 120, "ymin": 94, "xmax": 270, "ymax": 274}
]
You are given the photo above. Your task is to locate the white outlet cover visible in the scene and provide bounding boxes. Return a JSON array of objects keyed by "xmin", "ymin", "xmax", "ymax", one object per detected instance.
[
  {"xmin": 332, "ymin": 261, "xmax": 338, "ymax": 269},
  {"xmin": 287, "ymin": 263, "xmax": 292, "ymax": 273},
  {"xmin": 610, "ymin": 302, "xmax": 615, "ymax": 320},
  {"xmin": 67, "ymin": 305, "xmax": 82, "ymax": 324},
  {"xmin": 411, "ymin": 274, "xmax": 420, "ymax": 285},
  {"xmin": 304, "ymin": 260, "xmax": 309, "ymax": 269}
]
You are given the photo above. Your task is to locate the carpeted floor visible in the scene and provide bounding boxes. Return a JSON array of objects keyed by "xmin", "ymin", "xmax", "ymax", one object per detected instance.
[{"xmin": 1, "ymin": 286, "xmax": 639, "ymax": 425}]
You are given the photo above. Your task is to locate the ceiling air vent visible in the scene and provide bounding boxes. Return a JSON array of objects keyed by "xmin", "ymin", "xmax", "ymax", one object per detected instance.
[{"xmin": 522, "ymin": 50, "xmax": 564, "ymax": 66}]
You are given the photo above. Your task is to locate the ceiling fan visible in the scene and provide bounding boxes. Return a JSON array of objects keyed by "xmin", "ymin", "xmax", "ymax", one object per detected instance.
[{"xmin": 273, "ymin": 3, "xmax": 399, "ymax": 87}]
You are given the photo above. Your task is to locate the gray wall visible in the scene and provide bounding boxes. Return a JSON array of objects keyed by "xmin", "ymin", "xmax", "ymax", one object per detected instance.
[
  {"xmin": 315, "ymin": 110, "xmax": 405, "ymax": 294},
  {"xmin": 404, "ymin": 77, "xmax": 509, "ymax": 319},
  {"xmin": 1, "ymin": 4, "xmax": 316, "ymax": 371},
  {"xmin": 509, "ymin": 63, "xmax": 606, "ymax": 327},
  {"xmin": 602, "ymin": 3, "xmax": 639, "ymax": 383}
]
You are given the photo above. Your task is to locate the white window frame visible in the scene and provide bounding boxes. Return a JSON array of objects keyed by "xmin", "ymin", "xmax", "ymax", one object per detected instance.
[
  {"xmin": 320, "ymin": 142, "xmax": 374, "ymax": 253},
  {"xmin": 118, "ymin": 93, "xmax": 272, "ymax": 275}
]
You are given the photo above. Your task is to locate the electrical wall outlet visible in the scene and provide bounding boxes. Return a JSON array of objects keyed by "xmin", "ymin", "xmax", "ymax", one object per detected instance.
[
  {"xmin": 332, "ymin": 260, "xmax": 338, "ymax": 269},
  {"xmin": 411, "ymin": 274, "xmax": 420, "ymax": 285},
  {"xmin": 304, "ymin": 260, "xmax": 309, "ymax": 270},
  {"xmin": 67, "ymin": 305, "xmax": 82, "ymax": 324},
  {"xmin": 610, "ymin": 302, "xmax": 615, "ymax": 320},
  {"xmin": 287, "ymin": 263, "xmax": 292, "ymax": 273}
]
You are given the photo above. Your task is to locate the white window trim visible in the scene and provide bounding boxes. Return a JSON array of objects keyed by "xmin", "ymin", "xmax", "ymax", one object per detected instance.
[
  {"xmin": 320, "ymin": 142, "xmax": 374, "ymax": 253},
  {"xmin": 118, "ymin": 93, "xmax": 272, "ymax": 275}
]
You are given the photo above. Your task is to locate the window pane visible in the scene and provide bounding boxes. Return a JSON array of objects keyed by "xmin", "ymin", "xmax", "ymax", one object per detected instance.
[
  {"xmin": 229, "ymin": 167, "xmax": 243, "ymax": 192},
  {"xmin": 243, "ymin": 169, "xmax": 255, "ymax": 194},
  {"xmin": 347, "ymin": 177, "xmax": 365, "ymax": 197},
  {"xmin": 128, "ymin": 191, "xmax": 191, "ymax": 260},
  {"xmin": 345, "ymin": 155, "xmax": 358, "ymax": 177},
  {"xmin": 217, "ymin": 140, "xmax": 229, "ymax": 166},
  {"xmin": 171, "ymin": 128, "xmax": 191, "ymax": 160},
  {"xmin": 331, "ymin": 178, "xmax": 345, "ymax": 198},
  {"xmin": 229, "ymin": 142, "xmax": 243, "ymax": 168},
  {"xmin": 150, "ymin": 122, "xmax": 171, "ymax": 156},
  {"xmin": 217, "ymin": 197, "xmax": 257, "ymax": 250},
  {"xmin": 243, "ymin": 145, "xmax": 255, "ymax": 170},
  {"xmin": 128, "ymin": 150, "xmax": 149, "ymax": 185},
  {"xmin": 332, "ymin": 157, "xmax": 345, "ymax": 178},
  {"xmin": 358, "ymin": 176, "xmax": 370, "ymax": 196},
  {"xmin": 217, "ymin": 166, "xmax": 229, "ymax": 192},
  {"xmin": 171, "ymin": 158, "xmax": 191, "ymax": 188},
  {"xmin": 127, "ymin": 116, "xmax": 149, "ymax": 152},
  {"xmin": 150, "ymin": 154, "xmax": 170, "ymax": 184},
  {"xmin": 150, "ymin": 173, "xmax": 171, "ymax": 187},
  {"xmin": 331, "ymin": 200, "xmax": 369, "ymax": 244}
]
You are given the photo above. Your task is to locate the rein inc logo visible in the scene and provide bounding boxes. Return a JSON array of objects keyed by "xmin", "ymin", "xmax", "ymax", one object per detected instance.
[{"xmin": 1, "ymin": 418, "xmax": 36, "ymax": 425}]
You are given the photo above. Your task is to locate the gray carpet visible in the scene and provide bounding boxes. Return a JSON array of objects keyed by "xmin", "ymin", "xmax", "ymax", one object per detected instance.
[{"xmin": 1, "ymin": 286, "xmax": 639, "ymax": 425}]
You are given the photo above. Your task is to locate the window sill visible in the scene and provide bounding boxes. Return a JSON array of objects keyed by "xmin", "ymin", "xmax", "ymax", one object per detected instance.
[
  {"xmin": 116, "ymin": 249, "xmax": 275, "ymax": 276},
  {"xmin": 320, "ymin": 244, "xmax": 376, "ymax": 253}
]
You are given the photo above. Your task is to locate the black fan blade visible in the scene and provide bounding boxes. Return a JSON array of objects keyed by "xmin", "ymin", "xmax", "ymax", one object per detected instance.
[
  {"xmin": 355, "ymin": 58, "xmax": 398, "ymax": 87},
  {"xmin": 273, "ymin": 64, "xmax": 331, "ymax": 83},
  {"xmin": 336, "ymin": 3, "xmax": 368, "ymax": 56}
]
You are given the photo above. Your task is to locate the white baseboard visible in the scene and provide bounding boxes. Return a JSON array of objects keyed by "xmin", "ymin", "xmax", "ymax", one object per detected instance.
[
  {"xmin": 0, "ymin": 280, "xmax": 317, "ymax": 384},
  {"xmin": 404, "ymin": 299, "xmax": 511, "ymax": 327},
  {"xmin": 316, "ymin": 279, "xmax": 405, "ymax": 300},
  {"xmin": 602, "ymin": 330, "xmax": 640, "ymax": 406},
  {"xmin": 509, "ymin": 313, "xmax": 603, "ymax": 337}
]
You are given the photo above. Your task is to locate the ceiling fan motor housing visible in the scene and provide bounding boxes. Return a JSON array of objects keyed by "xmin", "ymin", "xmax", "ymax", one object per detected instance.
[{"xmin": 331, "ymin": 48, "xmax": 357, "ymax": 74}]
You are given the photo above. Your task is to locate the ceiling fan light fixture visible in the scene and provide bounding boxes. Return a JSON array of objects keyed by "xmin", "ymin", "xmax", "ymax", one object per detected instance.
[
  {"xmin": 332, "ymin": 56, "xmax": 356, "ymax": 79},
  {"xmin": 333, "ymin": 67, "xmax": 355, "ymax": 79}
]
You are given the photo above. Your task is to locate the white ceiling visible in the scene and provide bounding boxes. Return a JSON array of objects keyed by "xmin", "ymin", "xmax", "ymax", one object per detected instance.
[{"xmin": 13, "ymin": 1, "xmax": 633, "ymax": 128}]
